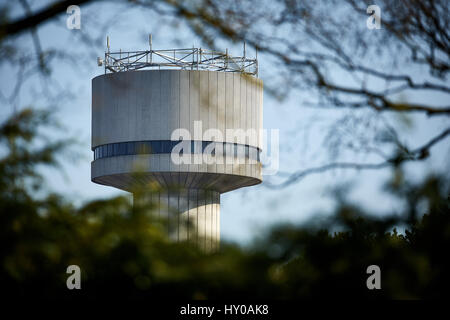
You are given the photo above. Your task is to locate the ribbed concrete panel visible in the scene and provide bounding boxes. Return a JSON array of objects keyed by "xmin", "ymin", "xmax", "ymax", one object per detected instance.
[
  {"xmin": 148, "ymin": 72, "xmax": 161, "ymax": 141},
  {"xmin": 248, "ymin": 75, "xmax": 253, "ymax": 146},
  {"xmin": 259, "ymin": 79, "xmax": 263, "ymax": 150},
  {"xmin": 246, "ymin": 75, "xmax": 251, "ymax": 146},
  {"xmin": 205, "ymin": 191, "xmax": 212, "ymax": 251},
  {"xmin": 255, "ymin": 76, "xmax": 259, "ymax": 149},
  {"xmin": 215, "ymin": 192, "xmax": 220, "ymax": 248},
  {"xmin": 208, "ymin": 72, "xmax": 218, "ymax": 142},
  {"xmin": 187, "ymin": 189, "xmax": 198, "ymax": 243},
  {"xmin": 217, "ymin": 73, "xmax": 226, "ymax": 175},
  {"xmin": 207, "ymin": 72, "xmax": 218, "ymax": 174},
  {"xmin": 251, "ymin": 75, "xmax": 256, "ymax": 147},
  {"xmin": 218, "ymin": 72, "xmax": 226, "ymax": 141},
  {"xmin": 225, "ymin": 73, "xmax": 233, "ymax": 175},
  {"xmin": 199, "ymin": 71, "xmax": 209, "ymax": 134},
  {"xmin": 130, "ymin": 72, "xmax": 138, "ymax": 141},
  {"xmin": 197, "ymin": 189, "xmax": 206, "ymax": 251},
  {"xmin": 252, "ymin": 77, "xmax": 257, "ymax": 178},
  {"xmin": 179, "ymin": 71, "xmax": 190, "ymax": 135},
  {"xmin": 198, "ymin": 72, "xmax": 209, "ymax": 174},
  {"xmin": 92, "ymin": 70, "xmax": 262, "ymax": 149},
  {"xmin": 168, "ymin": 71, "xmax": 180, "ymax": 140},
  {"xmin": 189, "ymin": 71, "xmax": 200, "ymax": 136},
  {"xmin": 134, "ymin": 190, "xmax": 220, "ymax": 250},
  {"xmin": 160, "ymin": 71, "xmax": 169, "ymax": 140},
  {"xmin": 211, "ymin": 193, "xmax": 216, "ymax": 251},
  {"xmin": 233, "ymin": 73, "xmax": 240, "ymax": 143},
  {"xmin": 240, "ymin": 74, "xmax": 246, "ymax": 145},
  {"xmin": 189, "ymin": 71, "xmax": 200, "ymax": 176}
]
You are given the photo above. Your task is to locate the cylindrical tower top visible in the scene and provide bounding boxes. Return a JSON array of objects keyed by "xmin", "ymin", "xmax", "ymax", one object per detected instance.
[{"xmin": 91, "ymin": 69, "xmax": 263, "ymax": 193}]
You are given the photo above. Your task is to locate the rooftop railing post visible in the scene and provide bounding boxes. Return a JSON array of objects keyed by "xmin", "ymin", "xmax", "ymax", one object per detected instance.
[
  {"xmin": 225, "ymin": 48, "xmax": 228, "ymax": 70},
  {"xmin": 192, "ymin": 46, "xmax": 194, "ymax": 70},
  {"xmin": 243, "ymin": 41, "xmax": 246, "ymax": 72},
  {"xmin": 256, "ymin": 47, "xmax": 258, "ymax": 77}
]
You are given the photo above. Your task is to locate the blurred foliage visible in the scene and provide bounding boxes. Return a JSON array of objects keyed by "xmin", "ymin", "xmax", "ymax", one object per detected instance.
[{"xmin": 1, "ymin": 109, "xmax": 449, "ymax": 300}]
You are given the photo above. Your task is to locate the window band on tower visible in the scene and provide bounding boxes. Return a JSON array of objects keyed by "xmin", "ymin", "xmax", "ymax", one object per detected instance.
[{"xmin": 93, "ymin": 140, "xmax": 261, "ymax": 162}]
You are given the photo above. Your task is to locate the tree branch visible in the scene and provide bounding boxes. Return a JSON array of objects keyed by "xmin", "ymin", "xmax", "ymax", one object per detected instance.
[
  {"xmin": 0, "ymin": 0, "xmax": 93, "ymax": 41},
  {"xmin": 266, "ymin": 127, "xmax": 450, "ymax": 189}
]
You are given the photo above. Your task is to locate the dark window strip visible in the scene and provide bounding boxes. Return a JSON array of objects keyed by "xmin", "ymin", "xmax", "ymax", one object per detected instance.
[{"xmin": 93, "ymin": 140, "xmax": 261, "ymax": 162}]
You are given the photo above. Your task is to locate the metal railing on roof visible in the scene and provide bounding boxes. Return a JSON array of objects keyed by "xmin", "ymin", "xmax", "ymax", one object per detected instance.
[{"xmin": 98, "ymin": 36, "xmax": 258, "ymax": 76}]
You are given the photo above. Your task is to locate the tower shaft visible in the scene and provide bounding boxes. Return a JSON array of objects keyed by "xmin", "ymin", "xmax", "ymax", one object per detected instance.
[{"xmin": 135, "ymin": 189, "xmax": 220, "ymax": 250}]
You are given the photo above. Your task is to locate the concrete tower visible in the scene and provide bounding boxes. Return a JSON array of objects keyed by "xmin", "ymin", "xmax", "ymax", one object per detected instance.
[{"xmin": 91, "ymin": 43, "xmax": 263, "ymax": 250}]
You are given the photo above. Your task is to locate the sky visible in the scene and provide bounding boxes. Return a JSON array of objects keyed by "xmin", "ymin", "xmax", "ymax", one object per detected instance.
[{"xmin": 1, "ymin": 0, "xmax": 449, "ymax": 244}]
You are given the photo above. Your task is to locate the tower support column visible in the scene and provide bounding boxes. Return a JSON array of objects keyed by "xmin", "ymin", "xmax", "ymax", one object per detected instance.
[{"xmin": 134, "ymin": 189, "xmax": 220, "ymax": 251}]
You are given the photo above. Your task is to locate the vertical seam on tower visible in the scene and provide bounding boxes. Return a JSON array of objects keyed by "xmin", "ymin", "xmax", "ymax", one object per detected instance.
[{"xmin": 196, "ymin": 189, "xmax": 199, "ymax": 246}]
